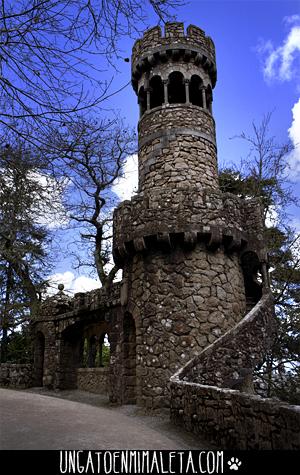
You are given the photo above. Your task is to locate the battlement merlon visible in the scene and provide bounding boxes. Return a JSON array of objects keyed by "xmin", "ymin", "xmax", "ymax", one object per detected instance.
[{"xmin": 132, "ymin": 23, "xmax": 217, "ymax": 92}]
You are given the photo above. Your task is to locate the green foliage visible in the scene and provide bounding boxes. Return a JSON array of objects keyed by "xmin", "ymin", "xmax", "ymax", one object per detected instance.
[
  {"xmin": 5, "ymin": 327, "xmax": 33, "ymax": 364},
  {"xmin": 0, "ymin": 141, "xmax": 55, "ymax": 361},
  {"xmin": 219, "ymin": 114, "xmax": 300, "ymax": 405}
]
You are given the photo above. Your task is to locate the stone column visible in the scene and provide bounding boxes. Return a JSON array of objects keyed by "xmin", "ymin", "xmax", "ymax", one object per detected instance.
[
  {"xmin": 185, "ymin": 79, "xmax": 190, "ymax": 103},
  {"xmin": 146, "ymin": 88, "xmax": 150, "ymax": 110},
  {"xmin": 163, "ymin": 80, "xmax": 168, "ymax": 104},
  {"xmin": 201, "ymin": 87, "xmax": 207, "ymax": 109}
]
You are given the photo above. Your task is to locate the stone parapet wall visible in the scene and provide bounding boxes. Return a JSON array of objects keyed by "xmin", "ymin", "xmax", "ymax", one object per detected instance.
[
  {"xmin": 170, "ymin": 382, "xmax": 300, "ymax": 449},
  {"xmin": 77, "ymin": 368, "xmax": 108, "ymax": 394},
  {"xmin": 113, "ymin": 187, "xmax": 264, "ymax": 264},
  {"xmin": 39, "ymin": 282, "xmax": 121, "ymax": 320},
  {"xmin": 0, "ymin": 363, "xmax": 33, "ymax": 389},
  {"xmin": 132, "ymin": 23, "xmax": 216, "ymax": 90}
]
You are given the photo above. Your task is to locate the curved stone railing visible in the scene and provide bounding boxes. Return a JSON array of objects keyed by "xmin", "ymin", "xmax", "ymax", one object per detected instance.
[{"xmin": 170, "ymin": 292, "xmax": 300, "ymax": 449}]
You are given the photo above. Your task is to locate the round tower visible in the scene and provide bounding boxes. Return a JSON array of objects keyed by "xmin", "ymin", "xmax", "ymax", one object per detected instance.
[
  {"xmin": 132, "ymin": 22, "xmax": 218, "ymax": 192},
  {"xmin": 113, "ymin": 23, "xmax": 252, "ymax": 409}
]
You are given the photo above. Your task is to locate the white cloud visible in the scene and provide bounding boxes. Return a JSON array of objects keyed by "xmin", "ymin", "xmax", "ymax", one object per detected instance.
[
  {"xmin": 257, "ymin": 20, "xmax": 300, "ymax": 180},
  {"xmin": 260, "ymin": 25, "xmax": 300, "ymax": 82},
  {"xmin": 47, "ymin": 271, "xmax": 100, "ymax": 295},
  {"xmin": 287, "ymin": 97, "xmax": 300, "ymax": 178},
  {"xmin": 112, "ymin": 154, "xmax": 138, "ymax": 201},
  {"xmin": 29, "ymin": 172, "xmax": 68, "ymax": 229}
]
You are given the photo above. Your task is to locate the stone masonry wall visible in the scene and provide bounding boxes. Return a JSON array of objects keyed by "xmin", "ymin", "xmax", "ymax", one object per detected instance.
[
  {"xmin": 0, "ymin": 363, "xmax": 33, "ymax": 389},
  {"xmin": 77, "ymin": 368, "xmax": 108, "ymax": 394},
  {"xmin": 125, "ymin": 242, "xmax": 246, "ymax": 409},
  {"xmin": 170, "ymin": 382, "xmax": 300, "ymax": 449},
  {"xmin": 175, "ymin": 292, "xmax": 276, "ymax": 388},
  {"xmin": 138, "ymin": 106, "xmax": 217, "ymax": 192}
]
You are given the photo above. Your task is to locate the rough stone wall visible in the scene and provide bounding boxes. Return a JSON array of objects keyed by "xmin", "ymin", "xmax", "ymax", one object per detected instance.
[
  {"xmin": 175, "ymin": 292, "xmax": 276, "ymax": 387},
  {"xmin": 138, "ymin": 107, "xmax": 217, "ymax": 191},
  {"xmin": 123, "ymin": 242, "xmax": 246, "ymax": 409},
  {"xmin": 132, "ymin": 23, "xmax": 216, "ymax": 72},
  {"xmin": 169, "ymin": 292, "xmax": 292, "ymax": 448},
  {"xmin": 170, "ymin": 382, "xmax": 300, "ymax": 449},
  {"xmin": 0, "ymin": 363, "xmax": 33, "ymax": 389},
  {"xmin": 77, "ymin": 368, "xmax": 108, "ymax": 394}
]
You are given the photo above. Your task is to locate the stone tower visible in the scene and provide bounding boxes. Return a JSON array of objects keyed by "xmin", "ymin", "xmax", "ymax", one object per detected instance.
[{"xmin": 112, "ymin": 22, "xmax": 267, "ymax": 409}]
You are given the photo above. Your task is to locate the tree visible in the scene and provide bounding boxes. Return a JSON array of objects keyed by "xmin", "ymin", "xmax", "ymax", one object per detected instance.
[
  {"xmin": 0, "ymin": 138, "xmax": 64, "ymax": 361},
  {"xmin": 0, "ymin": 0, "xmax": 184, "ymax": 146},
  {"xmin": 50, "ymin": 116, "xmax": 136, "ymax": 291},
  {"xmin": 219, "ymin": 114, "xmax": 300, "ymax": 404}
]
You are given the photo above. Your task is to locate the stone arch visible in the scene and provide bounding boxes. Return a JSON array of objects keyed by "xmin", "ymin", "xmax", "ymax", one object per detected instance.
[
  {"xmin": 58, "ymin": 322, "xmax": 83, "ymax": 389},
  {"xmin": 138, "ymin": 86, "xmax": 147, "ymax": 116},
  {"xmin": 33, "ymin": 331, "xmax": 45, "ymax": 386},
  {"xmin": 206, "ymin": 84, "xmax": 213, "ymax": 112},
  {"xmin": 241, "ymin": 251, "xmax": 263, "ymax": 309},
  {"xmin": 189, "ymin": 74, "xmax": 203, "ymax": 107},
  {"xmin": 149, "ymin": 75, "xmax": 164, "ymax": 109},
  {"xmin": 123, "ymin": 312, "xmax": 137, "ymax": 404},
  {"xmin": 168, "ymin": 71, "xmax": 186, "ymax": 104}
]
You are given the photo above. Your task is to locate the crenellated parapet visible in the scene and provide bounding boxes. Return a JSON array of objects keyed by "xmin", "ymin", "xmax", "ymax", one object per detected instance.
[
  {"xmin": 132, "ymin": 23, "xmax": 216, "ymax": 92},
  {"xmin": 38, "ymin": 282, "xmax": 121, "ymax": 322}
]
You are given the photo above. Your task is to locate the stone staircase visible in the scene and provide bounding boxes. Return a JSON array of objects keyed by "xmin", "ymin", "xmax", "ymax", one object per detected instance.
[{"xmin": 170, "ymin": 291, "xmax": 300, "ymax": 449}]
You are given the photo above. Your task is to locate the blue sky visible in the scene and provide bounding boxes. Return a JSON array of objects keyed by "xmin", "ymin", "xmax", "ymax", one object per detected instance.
[{"xmin": 50, "ymin": 0, "xmax": 300, "ymax": 292}]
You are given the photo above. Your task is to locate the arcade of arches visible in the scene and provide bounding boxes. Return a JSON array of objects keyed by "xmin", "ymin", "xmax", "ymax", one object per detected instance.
[{"xmin": 138, "ymin": 72, "xmax": 213, "ymax": 116}]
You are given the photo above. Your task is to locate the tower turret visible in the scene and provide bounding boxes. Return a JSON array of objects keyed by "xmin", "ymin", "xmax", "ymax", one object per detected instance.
[{"xmin": 132, "ymin": 22, "xmax": 218, "ymax": 192}]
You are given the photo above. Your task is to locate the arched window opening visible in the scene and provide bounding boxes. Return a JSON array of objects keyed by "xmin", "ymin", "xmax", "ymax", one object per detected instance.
[
  {"xmin": 241, "ymin": 251, "xmax": 262, "ymax": 310},
  {"xmin": 168, "ymin": 71, "xmax": 186, "ymax": 104},
  {"xmin": 88, "ymin": 335, "xmax": 97, "ymax": 368},
  {"xmin": 206, "ymin": 85, "xmax": 213, "ymax": 112},
  {"xmin": 138, "ymin": 86, "xmax": 147, "ymax": 117},
  {"xmin": 98, "ymin": 333, "xmax": 110, "ymax": 367},
  {"xmin": 149, "ymin": 76, "xmax": 164, "ymax": 109},
  {"xmin": 189, "ymin": 75, "xmax": 203, "ymax": 107}
]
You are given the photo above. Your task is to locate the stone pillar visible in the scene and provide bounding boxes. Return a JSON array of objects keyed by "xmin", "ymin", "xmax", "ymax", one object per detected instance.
[
  {"xmin": 163, "ymin": 80, "xmax": 168, "ymax": 104},
  {"xmin": 201, "ymin": 87, "xmax": 207, "ymax": 109},
  {"xmin": 185, "ymin": 79, "xmax": 190, "ymax": 103},
  {"xmin": 146, "ymin": 89, "xmax": 150, "ymax": 110}
]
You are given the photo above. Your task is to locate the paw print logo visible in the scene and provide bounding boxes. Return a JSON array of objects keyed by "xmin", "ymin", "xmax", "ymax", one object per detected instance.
[{"xmin": 228, "ymin": 457, "xmax": 242, "ymax": 471}]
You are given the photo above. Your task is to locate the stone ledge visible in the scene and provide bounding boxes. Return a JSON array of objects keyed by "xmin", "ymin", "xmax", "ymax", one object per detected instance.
[{"xmin": 170, "ymin": 380, "xmax": 300, "ymax": 449}]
